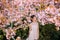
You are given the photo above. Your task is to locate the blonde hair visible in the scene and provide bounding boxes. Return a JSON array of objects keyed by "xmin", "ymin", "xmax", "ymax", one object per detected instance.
[{"xmin": 16, "ymin": 36, "xmax": 21, "ymax": 40}]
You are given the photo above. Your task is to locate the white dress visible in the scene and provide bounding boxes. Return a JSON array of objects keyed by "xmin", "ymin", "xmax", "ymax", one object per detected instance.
[{"xmin": 27, "ymin": 22, "xmax": 39, "ymax": 40}]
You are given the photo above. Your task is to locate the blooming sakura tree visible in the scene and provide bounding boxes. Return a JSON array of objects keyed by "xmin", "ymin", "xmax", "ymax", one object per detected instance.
[
  {"xmin": 0, "ymin": 0, "xmax": 60, "ymax": 39},
  {"xmin": 1, "ymin": 0, "xmax": 60, "ymax": 29}
]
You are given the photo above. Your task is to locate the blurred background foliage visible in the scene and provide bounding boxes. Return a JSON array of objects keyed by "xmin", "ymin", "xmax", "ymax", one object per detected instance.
[
  {"xmin": 39, "ymin": 23, "xmax": 60, "ymax": 40},
  {"xmin": 0, "ymin": 29, "xmax": 7, "ymax": 40},
  {"xmin": 0, "ymin": 22, "xmax": 60, "ymax": 40}
]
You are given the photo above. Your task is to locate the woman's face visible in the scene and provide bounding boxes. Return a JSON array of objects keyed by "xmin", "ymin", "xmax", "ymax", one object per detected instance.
[{"xmin": 33, "ymin": 17, "xmax": 37, "ymax": 21}]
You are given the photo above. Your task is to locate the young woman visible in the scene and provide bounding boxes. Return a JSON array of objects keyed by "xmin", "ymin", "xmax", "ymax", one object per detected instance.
[{"xmin": 27, "ymin": 15, "xmax": 39, "ymax": 40}]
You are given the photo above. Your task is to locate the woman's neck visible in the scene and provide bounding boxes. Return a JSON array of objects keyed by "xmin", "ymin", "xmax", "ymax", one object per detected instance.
[{"xmin": 33, "ymin": 20, "xmax": 37, "ymax": 22}]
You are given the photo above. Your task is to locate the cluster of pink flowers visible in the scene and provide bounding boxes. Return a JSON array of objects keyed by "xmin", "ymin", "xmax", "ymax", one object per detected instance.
[
  {"xmin": 0, "ymin": 0, "xmax": 60, "ymax": 28},
  {"xmin": 40, "ymin": 5, "xmax": 60, "ymax": 27}
]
